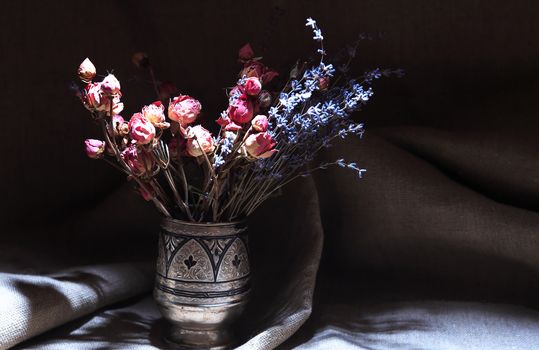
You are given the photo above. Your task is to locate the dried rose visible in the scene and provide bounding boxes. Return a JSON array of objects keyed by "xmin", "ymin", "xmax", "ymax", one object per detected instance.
[
  {"xmin": 225, "ymin": 121, "xmax": 243, "ymax": 131},
  {"xmin": 257, "ymin": 90, "xmax": 272, "ymax": 108},
  {"xmin": 84, "ymin": 83, "xmax": 123, "ymax": 116},
  {"xmin": 319, "ymin": 77, "xmax": 330, "ymax": 91},
  {"xmin": 240, "ymin": 61, "xmax": 279, "ymax": 84},
  {"xmin": 241, "ymin": 61, "xmax": 264, "ymax": 78},
  {"xmin": 261, "ymin": 69, "xmax": 279, "ymax": 84},
  {"xmin": 78, "ymin": 58, "xmax": 96, "ymax": 83},
  {"xmin": 121, "ymin": 144, "xmax": 155, "ymax": 176},
  {"xmin": 132, "ymin": 52, "xmax": 150, "ymax": 69},
  {"xmin": 228, "ymin": 96, "xmax": 254, "ymax": 124},
  {"xmin": 142, "ymin": 101, "xmax": 170, "ymax": 129},
  {"xmin": 128, "ymin": 113, "xmax": 156, "ymax": 145},
  {"xmin": 103, "ymin": 95, "xmax": 124, "ymax": 116},
  {"xmin": 84, "ymin": 139, "xmax": 105, "ymax": 159},
  {"xmin": 238, "ymin": 43, "xmax": 254, "ymax": 61},
  {"xmin": 168, "ymin": 95, "xmax": 202, "ymax": 126},
  {"xmin": 216, "ymin": 113, "xmax": 231, "ymax": 128},
  {"xmin": 84, "ymin": 83, "xmax": 103, "ymax": 109},
  {"xmin": 251, "ymin": 115, "xmax": 269, "ymax": 132},
  {"xmin": 244, "ymin": 132, "xmax": 277, "ymax": 159},
  {"xmin": 185, "ymin": 125, "xmax": 215, "ymax": 157},
  {"xmin": 216, "ymin": 113, "xmax": 242, "ymax": 131},
  {"xmin": 112, "ymin": 115, "xmax": 129, "ymax": 136},
  {"xmin": 101, "ymin": 74, "xmax": 121, "ymax": 95},
  {"xmin": 244, "ymin": 77, "xmax": 262, "ymax": 96}
]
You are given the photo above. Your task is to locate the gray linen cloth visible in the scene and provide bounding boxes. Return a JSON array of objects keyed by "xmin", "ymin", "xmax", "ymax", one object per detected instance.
[
  {"xmin": 0, "ymin": 263, "xmax": 153, "ymax": 349},
  {"xmin": 1, "ymin": 178, "xmax": 323, "ymax": 350},
  {"xmin": 14, "ymin": 297, "xmax": 539, "ymax": 350}
]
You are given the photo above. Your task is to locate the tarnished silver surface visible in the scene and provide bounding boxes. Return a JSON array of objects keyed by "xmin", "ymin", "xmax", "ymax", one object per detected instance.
[{"xmin": 154, "ymin": 218, "xmax": 250, "ymax": 349}]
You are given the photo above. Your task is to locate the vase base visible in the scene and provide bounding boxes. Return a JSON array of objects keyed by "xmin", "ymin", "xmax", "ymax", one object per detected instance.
[{"xmin": 164, "ymin": 326, "xmax": 235, "ymax": 350}]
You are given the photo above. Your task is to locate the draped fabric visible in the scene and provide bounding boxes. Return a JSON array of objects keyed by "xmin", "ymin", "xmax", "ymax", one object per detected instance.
[{"xmin": 1, "ymin": 0, "xmax": 538, "ymax": 349}]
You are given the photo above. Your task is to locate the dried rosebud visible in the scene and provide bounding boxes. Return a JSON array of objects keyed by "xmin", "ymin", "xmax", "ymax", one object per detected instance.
[
  {"xmin": 241, "ymin": 61, "xmax": 264, "ymax": 79},
  {"xmin": 78, "ymin": 58, "xmax": 96, "ymax": 83},
  {"xmin": 158, "ymin": 81, "xmax": 178, "ymax": 100},
  {"xmin": 225, "ymin": 121, "xmax": 243, "ymax": 131},
  {"xmin": 121, "ymin": 144, "xmax": 155, "ymax": 176},
  {"xmin": 238, "ymin": 43, "xmax": 255, "ymax": 61},
  {"xmin": 84, "ymin": 139, "xmax": 105, "ymax": 159},
  {"xmin": 240, "ymin": 61, "xmax": 279, "ymax": 84},
  {"xmin": 112, "ymin": 115, "xmax": 129, "ymax": 136},
  {"xmin": 101, "ymin": 74, "xmax": 121, "ymax": 95},
  {"xmin": 228, "ymin": 96, "xmax": 254, "ymax": 124},
  {"xmin": 215, "ymin": 113, "xmax": 242, "ymax": 131},
  {"xmin": 244, "ymin": 132, "xmax": 277, "ymax": 159},
  {"xmin": 132, "ymin": 52, "xmax": 150, "ymax": 69},
  {"xmin": 185, "ymin": 125, "xmax": 215, "ymax": 157},
  {"xmin": 168, "ymin": 95, "xmax": 202, "ymax": 126},
  {"xmin": 244, "ymin": 77, "xmax": 262, "ymax": 96},
  {"xmin": 84, "ymin": 83, "xmax": 103, "ymax": 110},
  {"xmin": 216, "ymin": 113, "xmax": 231, "ymax": 128},
  {"xmin": 128, "ymin": 113, "xmax": 156, "ymax": 145},
  {"xmin": 262, "ymin": 70, "xmax": 279, "ymax": 84},
  {"xmin": 142, "ymin": 101, "xmax": 170, "ymax": 129},
  {"xmin": 257, "ymin": 90, "xmax": 272, "ymax": 108},
  {"xmin": 251, "ymin": 115, "xmax": 269, "ymax": 132},
  {"xmin": 319, "ymin": 77, "xmax": 330, "ymax": 91},
  {"xmin": 105, "ymin": 95, "xmax": 124, "ymax": 116}
]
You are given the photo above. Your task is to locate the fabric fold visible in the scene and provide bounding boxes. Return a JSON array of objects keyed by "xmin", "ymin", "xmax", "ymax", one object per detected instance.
[
  {"xmin": 236, "ymin": 176, "xmax": 324, "ymax": 349},
  {"xmin": 0, "ymin": 262, "xmax": 153, "ymax": 349}
]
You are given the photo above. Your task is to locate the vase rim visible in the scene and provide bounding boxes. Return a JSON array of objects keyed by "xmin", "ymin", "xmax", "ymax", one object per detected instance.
[{"xmin": 161, "ymin": 217, "xmax": 246, "ymax": 227}]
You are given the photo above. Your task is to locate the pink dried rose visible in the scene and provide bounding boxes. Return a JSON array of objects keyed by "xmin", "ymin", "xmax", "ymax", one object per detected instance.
[
  {"xmin": 228, "ymin": 96, "xmax": 254, "ymax": 124},
  {"xmin": 319, "ymin": 77, "xmax": 330, "ymax": 91},
  {"xmin": 84, "ymin": 83, "xmax": 124, "ymax": 115},
  {"xmin": 112, "ymin": 115, "xmax": 129, "ymax": 136},
  {"xmin": 128, "ymin": 113, "xmax": 156, "ymax": 145},
  {"xmin": 185, "ymin": 125, "xmax": 215, "ymax": 157},
  {"xmin": 244, "ymin": 132, "xmax": 277, "ymax": 159},
  {"xmin": 78, "ymin": 58, "xmax": 96, "ymax": 83},
  {"xmin": 261, "ymin": 69, "xmax": 279, "ymax": 84},
  {"xmin": 168, "ymin": 95, "xmax": 202, "ymax": 126},
  {"xmin": 216, "ymin": 113, "xmax": 231, "ymax": 127},
  {"xmin": 216, "ymin": 113, "xmax": 243, "ymax": 131},
  {"xmin": 84, "ymin": 83, "xmax": 104, "ymax": 110},
  {"xmin": 238, "ymin": 43, "xmax": 254, "ymax": 61},
  {"xmin": 121, "ymin": 144, "xmax": 155, "ymax": 176},
  {"xmin": 142, "ymin": 101, "xmax": 170, "ymax": 129},
  {"xmin": 101, "ymin": 74, "xmax": 121, "ymax": 95},
  {"xmin": 244, "ymin": 77, "xmax": 262, "ymax": 96},
  {"xmin": 103, "ymin": 95, "xmax": 124, "ymax": 116},
  {"xmin": 225, "ymin": 121, "xmax": 243, "ymax": 131},
  {"xmin": 84, "ymin": 139, "xmax": 105, "ymax": 159},
  {"xmin": 251, "ymin": 115, "xmax": 269, "ymax": 132}
]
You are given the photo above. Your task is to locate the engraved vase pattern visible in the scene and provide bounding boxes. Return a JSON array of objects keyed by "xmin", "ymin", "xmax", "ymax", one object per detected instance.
[{"xmin": 153, "ymin": 218, "xmax": 250, "ymax": 349}]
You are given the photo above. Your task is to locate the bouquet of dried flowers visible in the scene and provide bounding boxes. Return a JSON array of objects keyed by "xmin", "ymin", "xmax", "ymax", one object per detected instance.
[{"xmin": 75, "ymin": 18, "xmax": 398, "ymax": 222}]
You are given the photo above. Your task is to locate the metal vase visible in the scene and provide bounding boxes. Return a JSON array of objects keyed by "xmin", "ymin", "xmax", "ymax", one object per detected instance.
[{"xmin": 154, "ymin": 218, "xmax": 250, "ymax": 349}]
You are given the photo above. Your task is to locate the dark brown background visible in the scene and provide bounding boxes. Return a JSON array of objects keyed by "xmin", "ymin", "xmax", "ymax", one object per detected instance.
[{"xmin": 1, "ymin": 0, "xmax": 538, "ymax": 305}]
